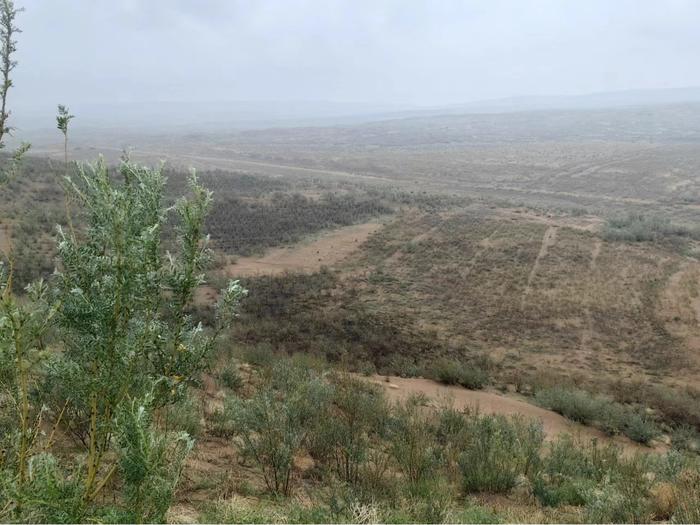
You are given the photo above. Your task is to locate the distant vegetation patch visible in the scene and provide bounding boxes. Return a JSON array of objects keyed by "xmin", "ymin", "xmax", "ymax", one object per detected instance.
[
  {"xmin": 604, "ymin": 213, "xmax": 700, "ymax": 245},
  {"xmin": 223, "ymin": 270, "xmax": 445, "ymax": 374},
  {"xmin": 207, "ymin": 192, "xmax": 392, "ymax": 255}
]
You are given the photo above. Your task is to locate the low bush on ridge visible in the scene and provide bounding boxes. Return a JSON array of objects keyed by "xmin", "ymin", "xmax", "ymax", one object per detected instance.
[{"xmin": 535, "ymin": 386, "xmax": 660, "ymax": 444}]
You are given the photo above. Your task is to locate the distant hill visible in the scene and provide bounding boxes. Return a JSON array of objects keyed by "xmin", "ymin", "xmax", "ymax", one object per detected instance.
[
  {"xmin": 12, "ymin": 86, "xmax": 700, "ymax": 141},
  {"xmin": 441, "ymin": 87, "xmax": 700, "ymax": 114}
]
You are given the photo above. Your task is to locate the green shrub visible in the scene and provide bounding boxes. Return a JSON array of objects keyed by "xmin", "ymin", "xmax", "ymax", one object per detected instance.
[
  {"xmin": 673, "ymin": 469, "xmax": 700, "ymax": 523},
  {"xmin": 531, "ymin": 436, "xmax": 620, "ymax": 507},
  {"xmin": 671, "ymin": 425, "xmax": 700, "ymax": 454},
  {"xmin": 208, "ymin": 408, "xmax": 236, "ymax": 438},
  {"xmin": 309, "ymin": 375, "xmax": 388, "ymax": 485},
  {"xmin": 457, "ymin": 367, "xmax": 490, "ymax": 390},
  {"xmin": 115, "ymin": 396, "xmax": 194, "ymax": 523},
  {"xmin": 387, "ymin": 355, "xmax": 421, "ymax": 378},
  {"xmin": 198, "ymin": 498, "xmax": 287, "ymax": 523},
  {"xmin": 239, "ymin": 343, "xmax": 275, "ymax": 368},
  {"xmin": 7, "ymin": 453, "xmax": 84, "ymax": 524},
  {"xmin": 535, "ymin": 387, "xmax": 599, "ymax": 425},
  {"xmin": 430, "ymin": 358, "xmax": 489, "ymax": 389},
  {"xmin": 450, "ymin": 505, "xmax": 502, "ymax": 524},
  {"xmin": 458, "ymin": 414, "xmax": 543, "ymax": 494},
  {"xmin": 531, "ymin": 435, "xmax": 659, "ymax": 518},
  {"xmin": 387, "ymin": 395, "xmax": 443, "ymax": 485},
  {"xmin": 623, "ymin": 410, "xmax": 660, "ymax": 445},
  {"xmin": 604, "ymin": 213, "xmax": 700, "ymax": 244},
  {"xmin": 401, "ymin": 479, "xmax": 456, "ymax": 524},
  {"xmin": 227, "ymin": 363, "xmax": 332, "ymax": 495},
  {"xmin": 163, "ymin": 391, "xmax": 202, "ymax": 438},
  {"xmin": 219, "ymin": 364, "xmax": 243, "ymax": 391},
  {"xmin": 583, "ymin": 480, "xmax": 652, "ymax": 523},
  {"xmin": 535, "ymin": 387, "xmax": 660, "ymax": 444}
]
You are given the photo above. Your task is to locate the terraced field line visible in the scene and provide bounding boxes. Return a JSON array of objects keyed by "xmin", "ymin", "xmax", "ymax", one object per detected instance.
[
  {"xmin": 520, "ymin": 226, "xmax": 557, "ymax": 310},
  {"xmin": 580, "ymin": 239, "xmax": 603, "ymax": 353}
]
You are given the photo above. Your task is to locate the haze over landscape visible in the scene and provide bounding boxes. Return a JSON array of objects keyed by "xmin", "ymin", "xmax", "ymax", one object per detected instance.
[
  {"xmin": 3, "ymin": 1, "xmax": 700, "ymax": 524},
  {"xmin": 11, "ymin": 0, "xmax": 700, "ymax": 132}
]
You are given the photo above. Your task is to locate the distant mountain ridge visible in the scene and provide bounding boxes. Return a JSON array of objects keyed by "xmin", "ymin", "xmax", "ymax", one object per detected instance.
[
  {"xmin": 441, "ymin": 86, "xmax": 700, "ymax": 114},
  {"xmin": 12, "ymin": 86, "xmax": 700, "ymax": 136}
]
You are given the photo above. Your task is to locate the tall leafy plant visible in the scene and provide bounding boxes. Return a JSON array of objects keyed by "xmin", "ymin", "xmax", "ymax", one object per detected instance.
[
  {"xmin": 52, "ymin": 159, "xmax": 245, "ymax": 505},
  {"xmin": 0, "ymin": 0, "xmax": 28, "ymax": 184},
  {"xmin": 0, "ymin": 1, "xmax": 247, "ymax": 520}
]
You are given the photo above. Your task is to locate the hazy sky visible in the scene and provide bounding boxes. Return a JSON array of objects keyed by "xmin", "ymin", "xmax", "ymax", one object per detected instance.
[{"xmin": 12, "ymin": 0, "xmax": 700, "ymax": 109}]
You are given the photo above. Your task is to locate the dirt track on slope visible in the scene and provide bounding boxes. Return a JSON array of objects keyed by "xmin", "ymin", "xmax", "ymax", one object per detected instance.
[{"xmin": 521, "ymin": 225, "xmax": 558, "ymax": 310}]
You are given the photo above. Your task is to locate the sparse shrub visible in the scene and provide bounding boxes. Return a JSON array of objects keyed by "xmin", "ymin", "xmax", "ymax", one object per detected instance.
[
  {"xmin": 604, "ymin": 213, "xmax": 700, "ymax": 244},
  {"xmin": 532, "ymin": 435, "xmax": 663, "ymax": 520},
  {"xmin": 671, "ymin": 424, "xmax": 700, "ymax": 454},
  {"xmin": 198, "ymin": 497, "xmax": 288, "ymax": 524},
  {"xmin": 456, "ymin": 366, "xmax": 490, "ymax": 390},
  {"xmin": 387, "ymin": 354, "xmax": 421, "ymax": 378},
  {"xmin": 535, "ymin": 387, "xmax": 599, "ymax": 425},
  {"xmin": 115, "ymin": 396, "xmax": 194, "ymax": 523},
  {"xmin": 208, "ymin": 408, "xmax": 236, "ymax": 438},
  {"xmin": 450, "ymin": 504, "xmax": 502, "ymax": 524},
  {"xmin": 208, "ymin": 191, "xmax": 391, "ymax": 256},
  {"xmin": 219, "ymin": 364, "xmax": 243, "ymax": 391},
  {"xmin": 401, "ymin": 479, "xmax": 455, "ymax": 524},
  {"xmin": 531, "ymin": 436, "xmax": 619, "ymax": 507},
  {"xmin": 227, "ymin": 363, "xmax": 332, "ymax": 495},
  {"xmin": 163, "ymin": 390, "xmax": 202, "ymax": 437},
  {"xmin": 387, "ymin": 395, "xmax": 443, "ymax": 485},
  {"xmin": 239, "ymin": 342, "xmax": 275, "ymax": 368},
  {"xmin": 583, "ymin": 470, "xmax": 652, "ymax": 524},
  {"xmin": 309, "ymin": 375, "xmax": 388, "ymax": 485},
  {"xmin": 535, "ymin": 386, "xmax": 660, "ymax": 444},
  {"xmin": 672, "ymin": 469, "xmax": 700, "ymax": 523},
  {"xmin": 430, "ymin": 358, "xmax": 489, "ymax": 389},
  {"xmin": 623, "ymin": 410, "xmax": 660, "ymax": 445},
  {"xmin": 458, "ymin": 414, "xmax": 543, "ymax": 494}
]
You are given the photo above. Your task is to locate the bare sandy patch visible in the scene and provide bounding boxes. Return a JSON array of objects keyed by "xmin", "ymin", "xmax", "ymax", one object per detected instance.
[{"xmin": 225, "ymin": 221, "xmax": 384, "ymax": 277}]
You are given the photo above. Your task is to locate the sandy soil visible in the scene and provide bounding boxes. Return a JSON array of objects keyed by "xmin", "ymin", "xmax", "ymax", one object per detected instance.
[
  {"xmin": 372, "ymin": 375, "xmax": 660, "ymax": 454},
  {"xmin": 225, "ymin": 221, "xmax": 384, "ymax": 277}
]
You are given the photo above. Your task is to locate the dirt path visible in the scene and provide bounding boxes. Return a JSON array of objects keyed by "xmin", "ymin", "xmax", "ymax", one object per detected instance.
[
  {"xmin": 77, "ymin": 145, "xmax": 396, "ymax": 185},
  {"xmin": 372, "ymin": 375, "xmax": 658, "ymax": 454},
  {"xmin": 462, "ymin": 227, "xmax": 500, "ymax": 279},
  {"xmin": 521, "ymin": 226, "xmax": 557, "ymax": 310},
  {"xmin": 225, "ymin": 221, "xmax": 384, "ymax": 277}
]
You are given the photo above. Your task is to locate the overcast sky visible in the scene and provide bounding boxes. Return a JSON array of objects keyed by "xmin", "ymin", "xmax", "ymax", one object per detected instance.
[{"xmin": 11, "ymin": 0, "xmax": 700, "ymax": 111}]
